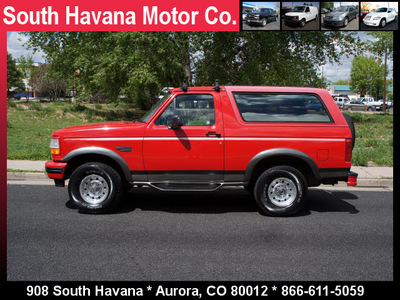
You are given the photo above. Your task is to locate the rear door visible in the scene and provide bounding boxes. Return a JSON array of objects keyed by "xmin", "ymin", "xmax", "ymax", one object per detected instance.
[{"xmin": 143, "ymin": 92, "xmax": 224, "ymax": 182}]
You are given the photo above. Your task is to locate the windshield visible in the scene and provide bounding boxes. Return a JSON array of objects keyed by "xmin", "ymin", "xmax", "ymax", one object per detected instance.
[
  {"xmin": 376, "ymin": 8, "xmax": 388, "ymax": 12},
  {"xmin": 292, "ymin": 6, "xmax": 305, "ymax": 12},
  {"xmin": 139, "ymin": 91, "xmax": 172, "ymax": 123},
  {"xmin": 334, "ymin": 6, "xmax": 349, "ymax": 12}
]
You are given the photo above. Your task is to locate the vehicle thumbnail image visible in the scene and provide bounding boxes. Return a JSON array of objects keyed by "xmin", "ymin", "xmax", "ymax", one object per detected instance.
[
  {"xmin": 360, "ymin": 2, "xmax": 398, "ymax": 30},
  {"xmin": 322, "ymin": 2, "xmax": 359, "ymax": 30},
  {"xmin": 242, "ymin": 2, "xmax": 280, "ymax": 30},
  {"xmin": 282, "ymin": 2, "xmax": 320, "ymax": 30}
]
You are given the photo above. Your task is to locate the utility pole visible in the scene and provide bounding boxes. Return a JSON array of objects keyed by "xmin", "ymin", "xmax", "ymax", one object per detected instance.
[{"xmin": 383, "ymin": 50, "xmax": 387, "ymax": 112}]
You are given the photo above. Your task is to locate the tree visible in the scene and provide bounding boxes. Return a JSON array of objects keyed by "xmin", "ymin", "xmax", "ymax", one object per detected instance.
[
  {"xmin": 22, "ymin": 31, "xmax": 362, "ymax": 109},
  {"xmin": 7, "ymin": 53, "xmax": 22, "ymax": 99},
  {"xmin": 16, "ymin": 55, "xmax": 35, "ymax": 102},
  {"xmin": 349, "ymin": 55, "xmax": 384, "ymax": 97},
  {"xmin": 366, "ymin": 32, "xmax": 393, "ymax": 111},
  {"xmin": 30, "ymin": 64, "xmax": 66, "ymax": 100},
  {"xmin": 194, "ymin": 31, "xmax": 361, "ymax": 88}
]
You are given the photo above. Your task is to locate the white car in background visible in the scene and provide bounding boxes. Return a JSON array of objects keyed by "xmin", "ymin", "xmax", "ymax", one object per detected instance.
[{"xmin": 363, "ymin": 7, "xmax": 397, "ymax": 27}]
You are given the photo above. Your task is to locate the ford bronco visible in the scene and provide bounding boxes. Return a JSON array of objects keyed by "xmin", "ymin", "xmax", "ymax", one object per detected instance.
[{"xmin": 46, "ymin": 82, "xmax": 357, "ymax": 216}]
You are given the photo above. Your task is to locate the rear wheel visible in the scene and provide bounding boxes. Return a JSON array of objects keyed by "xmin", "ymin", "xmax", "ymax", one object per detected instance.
[
  {"xmin": 68, "ymin": 162, "xmax": 123, "ymax": 213},
  {"xmin": 254, "ymin": 166, "xmax": 308, "ymax": 216}
]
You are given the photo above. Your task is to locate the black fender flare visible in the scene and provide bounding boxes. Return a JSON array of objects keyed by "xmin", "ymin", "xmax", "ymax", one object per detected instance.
[
  {"xmin": 243, "ymin": 148, "xmax": 321, "ymax": 183},
  {"xmin": 62, "ymin": 147, "xmax": 132, "ymax": 182}
]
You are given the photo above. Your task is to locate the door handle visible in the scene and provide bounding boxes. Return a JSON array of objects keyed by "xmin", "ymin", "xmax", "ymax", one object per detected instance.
[{"xmin": 206, "ymin": 131, "xmax": 221, "ymax": 138}]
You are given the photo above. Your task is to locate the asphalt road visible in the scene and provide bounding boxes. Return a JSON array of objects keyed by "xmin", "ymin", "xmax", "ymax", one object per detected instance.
[{"xmin": 7, "ymin": 185, "xmax": 393, "ymax": 281}]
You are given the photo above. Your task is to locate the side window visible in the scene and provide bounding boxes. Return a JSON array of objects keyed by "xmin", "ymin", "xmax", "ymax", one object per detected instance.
[
  {"xmin": 305, "ymin": 7, "xmax": 310, "ymax": 12},
  {"xmin": 233, "ymin": 93, "xmax": 332, "ymax": 123},
  {"xmin": 155, "ymin": 94, "xmax": 215, "ymax": 126}
]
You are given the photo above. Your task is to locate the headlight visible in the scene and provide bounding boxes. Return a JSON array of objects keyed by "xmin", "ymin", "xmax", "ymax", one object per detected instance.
[
  {"xmin": 373, "ymin": 16, "xmax": 381, "ymax": 20},
  {"xmin": 50, "ymin": 137, "xmax": 61, "ymax": 156}
]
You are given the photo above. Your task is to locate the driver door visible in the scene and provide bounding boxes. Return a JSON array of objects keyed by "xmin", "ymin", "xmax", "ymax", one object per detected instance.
[{"xmin": 143, "ymin": 92, "xmax": 224, "ymax": 182}]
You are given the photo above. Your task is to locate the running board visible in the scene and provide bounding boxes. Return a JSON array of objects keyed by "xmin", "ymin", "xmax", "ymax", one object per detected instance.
[{"xmin": 133, "ymin": 181, "xmax": 244, "ymax": 192}]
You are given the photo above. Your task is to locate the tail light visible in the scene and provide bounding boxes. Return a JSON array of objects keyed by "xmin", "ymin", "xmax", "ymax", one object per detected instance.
[{"xmin": 345, "ymin": 138, "xmax": 352, "ymax": 162}]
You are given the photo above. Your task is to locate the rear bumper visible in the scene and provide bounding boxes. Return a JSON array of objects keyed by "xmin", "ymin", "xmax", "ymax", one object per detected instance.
[
  {"xmin": 319, "ymin": 168, "xmax": 357, "ymax": 186},
  {"xmin": 45, "ymin": 160, "xmax": 67, "ymax": 180},
  {"xmin": 347, "ymin": 171, "xmax": 358, "ymax": 186}
]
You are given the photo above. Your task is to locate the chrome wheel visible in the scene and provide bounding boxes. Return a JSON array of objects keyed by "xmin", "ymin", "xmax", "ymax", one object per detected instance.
[
  {"xmin": 266, "ymin": 177, "xmax": 297, "ymax": 207},
  {"xmin": 254, "ymin": 166, "xmax": 308, "ymax": 216},
  {"xmin": 79, "ymin": 174, "xmax": 110, "ymax": 204}
]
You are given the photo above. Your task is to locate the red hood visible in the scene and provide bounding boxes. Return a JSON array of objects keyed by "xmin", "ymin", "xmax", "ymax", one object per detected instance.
[{"xmin": 52, "ymin": 121, "xmax": 147, "ymax": 138}]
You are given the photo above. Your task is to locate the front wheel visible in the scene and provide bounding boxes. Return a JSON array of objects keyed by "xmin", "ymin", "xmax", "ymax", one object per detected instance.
[
  {"xmin": 380, "ymin": 18, "xmax": 386, "ymax": 27},
  {"xmin": 254, "ymin": 166, "xmax": 308, "ymax": 216},
  {"xmin": 68, "ymin": 162, "xmax": 123, "ymax": 213},
  {"xmin": 261, "ymin": 18, "xmax": 267, "ymax": 26}
]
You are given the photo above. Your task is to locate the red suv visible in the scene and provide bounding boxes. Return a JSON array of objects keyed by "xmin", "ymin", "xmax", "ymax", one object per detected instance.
[{"xmin": 46, "ymin": 83, "xmax": 357, "ymax": 216}]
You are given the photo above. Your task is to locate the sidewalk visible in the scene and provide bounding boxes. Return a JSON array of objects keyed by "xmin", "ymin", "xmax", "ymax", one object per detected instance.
[{"xmin": 6, "ymin": 160, "xmax": 393, "ymax": 188}]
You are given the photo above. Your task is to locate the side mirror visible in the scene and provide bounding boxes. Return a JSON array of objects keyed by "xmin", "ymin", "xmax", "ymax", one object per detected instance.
[{"xmin": 169, "ymin": 116, "xmax": 183, "ymax": 130}]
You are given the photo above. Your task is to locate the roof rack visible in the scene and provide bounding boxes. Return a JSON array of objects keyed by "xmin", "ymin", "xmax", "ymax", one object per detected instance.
[{"xmin": 180, "ymin": 79, "xmax": 189, "ymax": 92}]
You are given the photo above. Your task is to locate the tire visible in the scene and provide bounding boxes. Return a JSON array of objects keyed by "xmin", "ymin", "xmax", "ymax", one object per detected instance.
[
  {"xmin": 253, "ymin": 166, "xmax": 308, "ymax": 217},
  {"xmin": 300, "ymin": 19, "xmax": 306, "ymax": 27},
  {"xmin": 343, "ymin": 17, "xmax": 348, "ymax": 27},
  {"xmin": 261, "ymin": 18, "xmax": 267, "ymax": 27},
  {"xmin": 342, "ymin": 113, "xmax": 356, "ymax": 149},
  {"xmin": 380, "ymin": 18, "xmax": 386, "ymax": 27},
  {"xmin": 68, "ymin": 162, "xmax": 123, "ymax": 214}
]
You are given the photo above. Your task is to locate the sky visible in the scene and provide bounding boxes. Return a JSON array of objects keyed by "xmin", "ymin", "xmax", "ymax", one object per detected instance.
[
  {"xmin": 243, "ymin": 2, "xmax": 279, "ymax": 10},
  {"xmin": 7, "ymin": 31, "xmax": 393, "ymax": 84}
]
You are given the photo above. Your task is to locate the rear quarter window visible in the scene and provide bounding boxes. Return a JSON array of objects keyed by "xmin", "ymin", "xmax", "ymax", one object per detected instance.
[{"xmin": 233, "ymin": 92, "xmax": 332, "ymax": 123}]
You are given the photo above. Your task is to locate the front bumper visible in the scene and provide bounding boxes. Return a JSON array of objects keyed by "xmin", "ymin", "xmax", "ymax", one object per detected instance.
[
  {"xmin": 284, "ymin": 18, "xmax": 300, "ymax": 25},
  {"xmin": 45, "ymin": 160, "xmax": 67, "ymax": 180},
  {"xmin": 363, "ymin": 19, "xmax": 380, "ymax": 26},
  {"xmin": 246, "ymin": 19, "xmax": 262, "ymax": 25},
  {"xmin": 324, "ymin": 19, "xmax": 345, "ymax": 27}
]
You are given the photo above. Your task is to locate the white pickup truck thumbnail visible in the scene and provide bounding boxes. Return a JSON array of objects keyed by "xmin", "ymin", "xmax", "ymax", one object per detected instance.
[{"xmin": 360, "ymin": 97, "xmax": 393, "ymax": 111}]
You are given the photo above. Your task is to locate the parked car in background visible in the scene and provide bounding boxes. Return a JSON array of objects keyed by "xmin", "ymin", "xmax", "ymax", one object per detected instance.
[
  {"xmin": 323, "ymin": 5, "xmax": 358, "ymax": 27},
  {"xmin": 246, "ymin": 8, "xmax": 278, "ymax": 27},
  {"xmin": 284, "ymin": 5, "xmax": 319, "ymax": 27},
  {"xmin": 334, "ymin": 96, "xmax": 349, "ymax": 109},
  {"xmin": 344, "ymin": 99, "xmax": 375, "ymax": 111},
  {"xmin": 363, "ymin": 7, "xmax": 397, "ymax": 27},
  {"xmin": 321, "ymin": 8, "xmax": 332, "ymax": 14},
  {"xmin": 360, "ymin": 9, "xmax": 370, "ymax": 19},
  {"xmin": 360, "ymin": 97, "xmax": 393, "ymax": 111}
]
